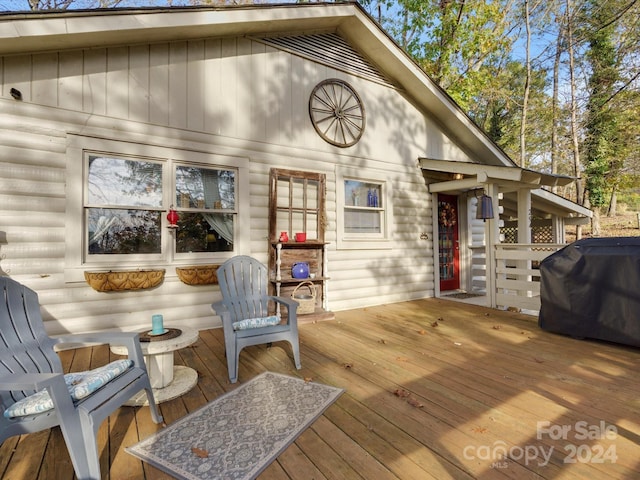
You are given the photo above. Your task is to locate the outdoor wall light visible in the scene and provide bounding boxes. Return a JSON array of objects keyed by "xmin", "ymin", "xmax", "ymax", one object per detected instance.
[
  {"xmin": 10, "ymin": 88, "xmax": 22, "ymax": 100},
  {"xmin": 476, "ymin": 192, "xmax": 494, "ymax": 221},
  {"xmin": 167, "ymin": 205, "xmax": 179, "ymax": 228}
]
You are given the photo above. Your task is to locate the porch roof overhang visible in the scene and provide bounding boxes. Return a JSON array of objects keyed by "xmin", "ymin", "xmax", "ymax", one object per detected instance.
[
  {"xmin": 420, "ymin": 158, "xmax": 575, "ymax": 192},
  {"xmin": 420, "ymin": 158, "xmax": 592, "ymax": 220}
]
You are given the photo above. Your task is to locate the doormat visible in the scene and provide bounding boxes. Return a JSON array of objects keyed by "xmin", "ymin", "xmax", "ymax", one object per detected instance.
[
  {"xmin": 444, "ymin": 292, "xmax": 484, "ymax": 299},
  {"xmin": 126, "ymin": 371, "xmax": 344, "ymax": 480}
]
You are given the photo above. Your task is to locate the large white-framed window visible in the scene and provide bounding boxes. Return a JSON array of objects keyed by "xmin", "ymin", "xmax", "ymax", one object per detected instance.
[
  {"xmin": 336, "ymin": 166, "xmax": 393, "ymax": 250},
  {"xmin": 65, "ymin": 135, "xmax": 249, "ymax": 282}
]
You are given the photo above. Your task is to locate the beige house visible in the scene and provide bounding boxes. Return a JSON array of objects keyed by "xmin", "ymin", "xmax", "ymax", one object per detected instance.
[{"xmin": 0, "ymin": 3, "xmax": 590, "ymax": 335}]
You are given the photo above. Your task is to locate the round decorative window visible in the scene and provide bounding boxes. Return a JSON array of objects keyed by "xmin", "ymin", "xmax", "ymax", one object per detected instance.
[{"xmin": 309, "ymin": 79, "xmax": 365, "ymax": 148}]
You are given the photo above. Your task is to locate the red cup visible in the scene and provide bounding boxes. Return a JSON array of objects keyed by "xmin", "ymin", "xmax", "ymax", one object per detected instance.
[{"xmin": 295, "ymin": 232, "xmax": 306, "ymax": 242}]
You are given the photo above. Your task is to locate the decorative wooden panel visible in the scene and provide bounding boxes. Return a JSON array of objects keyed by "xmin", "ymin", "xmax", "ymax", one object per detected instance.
[{"xmin": 268, "ymin": 168, "xmax": 325, "ymax": 243}]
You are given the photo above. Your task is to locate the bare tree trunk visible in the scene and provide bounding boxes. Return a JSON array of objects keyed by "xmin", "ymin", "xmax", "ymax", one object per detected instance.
[
  {"xmin": 551, "ymin": 18, "xmax": 562, "ymax": 194},
  {"xmin": 566, "ymin": 0, "xmax": 583, "ymax": 240},
  {"xmin": 608, "ymin": 189, "xmax": 617, "ymax": 216},
  {"xmin": 591, "ymin": 206, "xmax": 602, "ymax": 236},
  {"xmin": 520, "ymin": 0, "xmax": 532, "ymax": 168}
]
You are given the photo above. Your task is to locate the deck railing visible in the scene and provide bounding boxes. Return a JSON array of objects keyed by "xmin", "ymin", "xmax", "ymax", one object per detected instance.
[{"xmin": 494, "ymin": 243, "xmax": 565, "ymax": 312}]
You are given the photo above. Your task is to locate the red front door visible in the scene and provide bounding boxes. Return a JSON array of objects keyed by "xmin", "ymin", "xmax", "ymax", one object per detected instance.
[{"xmin": 438, "ymin": 194, "xmax": 460, "ymax": 291}]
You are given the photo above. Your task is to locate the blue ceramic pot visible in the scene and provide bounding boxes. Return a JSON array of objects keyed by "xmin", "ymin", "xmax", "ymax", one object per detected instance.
[{"xmin": 291, "ymin": 262, "xmax": 310, "ymax": 279}]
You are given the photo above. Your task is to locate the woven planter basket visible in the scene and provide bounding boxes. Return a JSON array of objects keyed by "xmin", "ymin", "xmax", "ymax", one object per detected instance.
[
  {"xmin": 84, "ymin": 269, "xmax": 165, "ymax": 292},
  {"xmin": 291, "ymin": 281, "xmax": 317, "ymax": 315},
  {"xmin": 175, "ymin": 265, "xmax": 220, "ymax": 285}
]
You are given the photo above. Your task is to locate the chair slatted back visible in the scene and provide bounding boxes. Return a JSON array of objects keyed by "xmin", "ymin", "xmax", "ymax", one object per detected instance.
[
  {"xmin": 0, "ymin": 277, "xmax": 62, "ymax": 403},
  {"xmin": 217, "ymin": 256, "xmax": 270, "ymax": 322}
]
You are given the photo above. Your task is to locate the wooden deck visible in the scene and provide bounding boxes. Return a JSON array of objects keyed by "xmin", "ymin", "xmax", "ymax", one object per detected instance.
[{"xmin": 1, "ymin": 298, "xmax": 639, "ymax": 479}]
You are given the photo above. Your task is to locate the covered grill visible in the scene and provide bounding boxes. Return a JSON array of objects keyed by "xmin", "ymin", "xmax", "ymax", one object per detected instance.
[{"xmin": 539, "ymin": 237, "xmax": 640, "ymax": 347}]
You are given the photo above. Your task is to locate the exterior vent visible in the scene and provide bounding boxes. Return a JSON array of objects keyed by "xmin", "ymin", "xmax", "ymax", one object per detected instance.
[{"xmin": 257, "ymin": 33, "xmax": 393, "ymax": 86}]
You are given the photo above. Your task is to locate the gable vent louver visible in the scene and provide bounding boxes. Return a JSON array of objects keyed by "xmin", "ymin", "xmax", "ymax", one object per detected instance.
[{"xmin": 258, "ymin": 33, "xmax": 393, "ymax": 87}]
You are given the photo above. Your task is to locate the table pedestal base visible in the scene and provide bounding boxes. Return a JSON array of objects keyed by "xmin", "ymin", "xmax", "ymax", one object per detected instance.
[{"xmin": 125, "ymin": 365, "xmax": 198, "ymax": 406}]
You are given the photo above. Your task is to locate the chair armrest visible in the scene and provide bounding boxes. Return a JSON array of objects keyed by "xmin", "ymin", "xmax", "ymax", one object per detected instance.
[
  {"xmin": 211, "ymin": 301, "xmax": 227, "ymax": 314},
  {"xmin": 0, "ymin": 372, "xmax": 75, "ymax": 415},
  {"xmin": 268, "ymin": 296, "xmax": 299, "ymax": 327},
  {"xmin": 0, "ymin": 372, "xmax": 63, "ymax": 392},
  {"xmin": 268, "ymin": 295, "xmax": 299, "ymax": 310},
  {"xmin": 54, "ymin": 332, "xmax": 146, "ymax": 369},
  {"xmin": 211, "ymin": 301, "xmax": 234, "ymax": 330}
]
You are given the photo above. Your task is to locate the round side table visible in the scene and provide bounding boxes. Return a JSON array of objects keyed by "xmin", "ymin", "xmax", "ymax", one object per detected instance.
[{"xmin": 110, "ymin": 326, "xmax": 199, "ymax": 406}]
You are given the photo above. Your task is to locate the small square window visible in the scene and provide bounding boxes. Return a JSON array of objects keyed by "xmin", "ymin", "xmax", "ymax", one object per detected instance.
[
  {"xmin": 344, "ymin": 180, "xmax": 383, "ymax": 234},
  {"xmin": 337, "ymin": 168, "xmax": 393, "ymax": 250}
]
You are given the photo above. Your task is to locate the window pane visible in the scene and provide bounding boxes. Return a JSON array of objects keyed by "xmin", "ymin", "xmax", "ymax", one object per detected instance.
[
  {"xmin": 176, "ymin": 213, "xmax": 234, "ymax": 253},
  {"xmin": 88, "ymin": 208, "xmax": 161, "ymax": 254},
  {"xmin": 88, "ymin": 156, "xmax": 162, "ymax": 207},
  {"xmin": 345, "ymin": 180, "xmax": 381, "ymax": 207},
  {"xmin": 345, "ymin": 209, "xmax": 381, "ymax": 234},
  {"xmin": 175, "ymin": 166, "xmax": 235, "ymax": 209}
]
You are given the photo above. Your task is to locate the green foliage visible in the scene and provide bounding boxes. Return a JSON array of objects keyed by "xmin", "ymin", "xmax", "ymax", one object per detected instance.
[
  {"xmin": 582, "ymin": 0, "xmax": 623, "ymax": 208},
  {"xmin": 363, "ymin": 0, "xmax": 639, "ymax": 207}
]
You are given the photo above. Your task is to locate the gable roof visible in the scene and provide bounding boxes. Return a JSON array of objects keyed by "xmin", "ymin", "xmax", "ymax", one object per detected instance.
[
  {"xmin": 1, "ymin": 2, "xmax": 589, "ymax": 221},
  {"xmin": 0, "ymin": 2, "xmax": 515, "ymax": 169}
]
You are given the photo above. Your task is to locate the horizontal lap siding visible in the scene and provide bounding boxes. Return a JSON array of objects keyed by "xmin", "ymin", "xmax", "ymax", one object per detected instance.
[
  {"xmin": 328, "ymin": 172, "xmax": 436, "ymax": 311},
  {"xmin": 0, "ymin": 36, "xmax": 441, "ymax": 334},
  {"xmin": 0, "ymin": 114, "xmax": 67, "ymax": 298}
]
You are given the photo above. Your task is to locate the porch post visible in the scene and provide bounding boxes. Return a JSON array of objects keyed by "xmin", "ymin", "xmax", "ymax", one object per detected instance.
[
  {"xmin": 485, "ymin": 183, "xmax": 500, "ymax": 308},
  {"xmin": 552, "ymin": 215, "xmax": 565, "ymax": 243},
  {"xmin": 517, "ymin": 188, "xmax": 532, "ymax": 297},
  {"xmin": 517, "ymin": 188, "xmax": 532, "ymax": 244}
]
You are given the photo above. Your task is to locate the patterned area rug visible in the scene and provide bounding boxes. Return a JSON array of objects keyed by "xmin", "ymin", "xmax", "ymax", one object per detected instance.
[{"xmin": 127, "ymin": 372, "xmax": 344, "ymax": 480}]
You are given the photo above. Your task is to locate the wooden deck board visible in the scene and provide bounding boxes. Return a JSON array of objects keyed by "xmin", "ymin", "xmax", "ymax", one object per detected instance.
[{"xmin": 1, "ymin": 298, "xmax": 639, "ymax": 479}]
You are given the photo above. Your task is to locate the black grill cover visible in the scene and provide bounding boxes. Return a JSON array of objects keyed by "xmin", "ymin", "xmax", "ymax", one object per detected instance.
[{"xmin": 538, "ymin": 237, "xmax": 640, "ymax": 347}]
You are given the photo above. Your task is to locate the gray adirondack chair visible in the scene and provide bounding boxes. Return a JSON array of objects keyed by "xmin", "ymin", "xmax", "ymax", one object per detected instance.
[
  {"xmin": 0, "ymin": 276, "xmax": 163, "ymax": 480},
  {"xmin": 212, "ymin": 256, "xmax": 301, "ymax": 383}
]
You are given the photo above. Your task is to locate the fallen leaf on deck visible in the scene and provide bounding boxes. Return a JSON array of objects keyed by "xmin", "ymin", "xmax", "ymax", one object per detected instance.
[
  {"xmin": 438, "ymin": 317, "xmax": 444, "ymax": 321},
  {"xmin": 393, "ymin": 388, "xmax": 410, "ymax": 398},
  {"xmin": 472, "ymin": 426, "xmax": 488, "ymax": 434},
  {"xmin": 191, "ymin": 447, "xmax": 209, "ymax": 458},
  {"xmin": 431, "ymin": 321, "xmax": 439, "ymax": 328},
  {"xmin": 304, "ymin": 377, "xmax": 313, "ymax": 382},
  {"xmin": 393, "ymin": 389, "xmax": 423, "ymax": 408}
]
